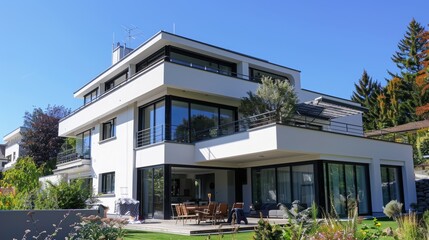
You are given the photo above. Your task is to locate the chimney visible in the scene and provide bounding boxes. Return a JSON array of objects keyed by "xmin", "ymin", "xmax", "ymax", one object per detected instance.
[{"xmin": 112, "ymin": 42, "xmax": 133, "ymax": 65}]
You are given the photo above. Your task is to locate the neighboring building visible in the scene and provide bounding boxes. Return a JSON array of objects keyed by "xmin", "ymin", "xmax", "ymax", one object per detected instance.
[
  {"xmin": 2, "ymin": 127, "xmax": 26, "ymax": 171},
  {"xmin": 0, "ymin": 144, "xmax": 7, "ymax": 172},
  {"xmin": 57, "ymin": 31, "xmax": 416, "ymax": 219}
]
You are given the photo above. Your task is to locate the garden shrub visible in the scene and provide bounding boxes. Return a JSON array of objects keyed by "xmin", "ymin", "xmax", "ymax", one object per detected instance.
[
  {"xmin": 34, "ymin": 179, "xmax": 91, "ymax": 209},
  {"xmin": 69, "ymin": 215, "xmax": 128, "ymax": 240}
]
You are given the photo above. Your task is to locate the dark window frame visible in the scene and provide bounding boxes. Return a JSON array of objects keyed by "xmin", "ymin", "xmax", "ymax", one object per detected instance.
[
  {"xmin": 249, "ymin": 67, "xmax": 289, "ymax": 83},
  {"xmin": 136, "ymin": 47, "xmax": 167, "ymax": 73},
  {"xmin": 169, "ymin": 46, "xmax": 237, "ymax": 76},
  {"xmin": 380, "ymin": 165, "xmax": 404, "ymax": 206},
  {"xmin": 101, "ymin": 118, "xmax": 116, "ymax": 140},
  {"xmin": 101, "ymin": 172, "xmax": 115, "ymax": 194},
  {"xmin": 84, "ymin": 88, "xmax": 98, "ymax": 105}
]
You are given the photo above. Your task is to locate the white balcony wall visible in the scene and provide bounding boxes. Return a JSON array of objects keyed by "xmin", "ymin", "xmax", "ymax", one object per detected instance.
[{"xmin": 136, "ymin": 142, "xmax": 195, "ymax": 168}]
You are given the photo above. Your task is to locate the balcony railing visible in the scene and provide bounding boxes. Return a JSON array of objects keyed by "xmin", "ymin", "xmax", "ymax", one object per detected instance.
[
  {"xmin": 57, "ymin": 147, "xmax": 91, "ymax": 165},
  {"xmin": 136, "ymin": 111, "xmax": 364, "ymax": 148}
]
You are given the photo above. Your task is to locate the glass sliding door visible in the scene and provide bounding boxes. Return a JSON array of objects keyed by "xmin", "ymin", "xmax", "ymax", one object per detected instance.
[
  {"xmin": 292, "ymin": 164, "xmax": 314, "ymax": 208},
  {"xmin": 171, "ymin": 100, "xmax": 189, "ymax": 142},
  {"xmin": 277, "ymin": 167, "xmax": 291, "ymax": 204},
  {"xmin": 154, "ymin": 102, "xmax": 165, "ymax": 143},
  {"xmin": 356, "ymin": 165, "xmax": 369, "ymax": 214},
  {"xmin": 326, "ymin": 162, "xmax": 370, "ymax": 216},
  {"xmin": 252, "ymin": 168, "xmax": 276, "ymax": 204},
  {"xmin": 191, "ymin": 103, "xmax": 218, "ymax": 141},
  {"xmin": 142, "ymin": 168, "xmax": 154, "ymax": 218},
  {"xmin": 219, "ymin": 108, "xmax": 235, "ymax": 136},
  {"xmin": 327, "ymin": 163, "xmax": 346, "ymax": 216},
  {"xmin": 139, "ymin": 166, "xmax": 165, "ymax": 219},
  {"xmin": 153, "ymin": 167, "xmax": 164, "ymax": 218},
  {"xmin": 381, "ymin": 166, "xmax": 403, "ymax": 206}
]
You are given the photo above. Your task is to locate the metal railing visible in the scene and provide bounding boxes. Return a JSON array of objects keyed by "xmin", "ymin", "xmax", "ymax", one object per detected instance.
[
  {"xmin": 57, "ymin": 147, "xmax": 91, "ymax": 165},
  {"xmin": 365, "ymin": 129, "xmax": 410, "ymax": 144},
  {"xmin": 135, "ymin": 111, "xmax": 366, "ymax": 148}
]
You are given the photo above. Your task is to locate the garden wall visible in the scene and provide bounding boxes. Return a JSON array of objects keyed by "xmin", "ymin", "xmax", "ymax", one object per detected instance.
[
  {"xmin": 416, "ymin": 179, "xmax": 429, "ymax": 212},
  {"xmin": 0, "ymin": 208, "xmax": 103, "ymax": 239}
]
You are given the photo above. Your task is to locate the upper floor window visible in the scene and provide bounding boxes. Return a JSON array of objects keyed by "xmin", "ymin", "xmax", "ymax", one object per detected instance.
[
  {"xmin": 76, "ymin": 129, "xmax": 91, "ymax": 159},
  {"xmin": 84, "ymin": 88, "xmax": 98, "ymax": 105},
  {"xmin": 104, "ymin": 70, "xmax": 128, "ymax": 92},
  {"xmin": 169, "ymin": 46, "xmax": 236, "ymax": 77},
  {"xmin": 101, "ymin": 172, "xmax": 115, "ymax": 194},
  {"xmin": 136, "ymin": 48, "xmax": 166, "ymax": 73},
  {"xmin": 250, "ymin": 68, "xmax": 289, "ymax": 83},
  {"xmin": 101, "ymin": 118, "xmax": 116, "ymax": 140}
]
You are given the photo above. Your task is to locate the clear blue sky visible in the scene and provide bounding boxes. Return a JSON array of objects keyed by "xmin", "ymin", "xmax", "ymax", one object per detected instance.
[{"xmin": 1, "ymin": 1, "xmax": 428, "ymax": 142}]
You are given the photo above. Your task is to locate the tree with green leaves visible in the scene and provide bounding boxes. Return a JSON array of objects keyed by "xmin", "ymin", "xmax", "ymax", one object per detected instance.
[
  {"xmin": 239, "ymin": 76, "xmax": 298, "ymax": 122},
  {"xmin": 21, "ymin": 105, "xmax": 70, "ymax": 175},
  {"xmin": 0, "ymin": 156, "xmax": 41, "ymax": 194},
  {"xmin": 351, "ymin": 70, "xmax": 382, "ymax": 130},
  {"xmin": 383, "ymin": 19, "xmax": 428, "ymax": 125}
]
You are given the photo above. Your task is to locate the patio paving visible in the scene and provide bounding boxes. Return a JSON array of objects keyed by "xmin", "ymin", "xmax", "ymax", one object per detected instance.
[{"xmin": 123, "ymin": 217, "xmax": 291, "ymax": 236}]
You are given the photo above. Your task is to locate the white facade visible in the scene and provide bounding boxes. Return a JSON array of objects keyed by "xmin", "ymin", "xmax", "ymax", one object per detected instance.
[
  {"xmin": 58, "ymin": 31, "xmax": 416, "ymax": 218},
  {"xmin": 2, "ymin": 127, "xmax": 26, "ymax": 171}
]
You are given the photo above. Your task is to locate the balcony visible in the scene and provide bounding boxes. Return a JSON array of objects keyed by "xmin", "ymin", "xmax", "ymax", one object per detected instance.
[
  {"xmin": 135, "ymin": 111, "xmax": 364, "ymax": 148},
  {"xmin": 54, "ymin": 148, "xmax": 91, "ymax": 177}
]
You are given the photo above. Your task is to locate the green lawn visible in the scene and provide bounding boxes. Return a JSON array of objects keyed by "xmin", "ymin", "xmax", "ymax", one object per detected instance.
[{"xmin": 124, "ymin": 218, "xmax": 398, "ymax": 240}]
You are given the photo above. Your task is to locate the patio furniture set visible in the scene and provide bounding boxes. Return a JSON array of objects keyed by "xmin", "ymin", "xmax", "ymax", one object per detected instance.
[{"xmin": 174, "ymin": 202, "xmax": 246, "ymax": 225}]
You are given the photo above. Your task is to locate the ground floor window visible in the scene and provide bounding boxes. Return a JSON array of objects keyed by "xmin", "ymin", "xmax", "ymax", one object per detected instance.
[
  {"xmin": 252, "ymin": 163, "xmax": 315, "ymax": 208},
  {"xmin": 324, "ymin": 162, "xmax": 370, "ymax": 216},
  {"xmin": 381, "ymin": 165, "xmax": 403, "ymax": 206},
  {"xmin": 100, "ymin": 172, "xmax": 115, "ymax": 194}
]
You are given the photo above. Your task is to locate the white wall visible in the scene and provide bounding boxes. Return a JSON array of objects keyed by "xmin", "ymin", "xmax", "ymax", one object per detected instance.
[{"xmin": 90, "ymin": 105, "xmax": 136, "ymax": 213}]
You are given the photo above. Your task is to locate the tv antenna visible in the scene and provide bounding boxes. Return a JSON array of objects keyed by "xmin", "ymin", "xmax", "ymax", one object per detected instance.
[{"xmin": 121, "ymin": 25, "xmax": 144, "ymax": 47}]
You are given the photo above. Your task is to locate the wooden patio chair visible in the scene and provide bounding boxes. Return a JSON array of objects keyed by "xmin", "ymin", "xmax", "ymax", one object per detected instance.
[
  {"xmin": 181, "ymin": 204, "xmax": 198, "ymax": 225},
  {"xmin": 214, "ymin": 203, "xmax": 228, "ymax": 223},
  {"xmin": 195, "ymin": 201, "xmax": 217, "ymax": 224},
  {"xmin": 175, "ymin": 203, "xmax": 184, "ymax": 224}
]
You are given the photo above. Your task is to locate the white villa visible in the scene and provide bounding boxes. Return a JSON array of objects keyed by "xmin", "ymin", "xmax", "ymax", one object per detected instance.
[
  {"xmin": 2, "ymin": 127, "xmax": 26, "ymax": 172},
  {"xmin": 56, "ymin": 31, "xmax": 416, "ymax": 219}
]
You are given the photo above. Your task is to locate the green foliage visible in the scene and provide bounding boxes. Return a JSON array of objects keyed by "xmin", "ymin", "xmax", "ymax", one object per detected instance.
[
  {"xmin": 0, "ymin": 156, "xmax": 41, "ymax": 194},
  {"xmin": 351, "ymin": 70, "xmax": 382, "ymax": 131},
  {"xmin": 34, "ymin": 179, "xmax": 91, "ymax": 209},
  {"xmin": 69, "ymin": 215, "xmax": 128, "ymax": 240},
  {"xmin": 240, "ymin": 76, "xmax": 298, "ymax": 122},
  {"xmin": 358, "ymin": 218, "xmax": 388, "ymax": 240},
  {"xmin": 253, "ymin": 215, "xmax": 283, "ymax": 240}
]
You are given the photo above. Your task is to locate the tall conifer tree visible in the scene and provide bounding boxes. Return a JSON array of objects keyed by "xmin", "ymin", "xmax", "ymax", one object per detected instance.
[{"xmin": 351, "ymin": 70, "xmax": 382, "ymax": 130}]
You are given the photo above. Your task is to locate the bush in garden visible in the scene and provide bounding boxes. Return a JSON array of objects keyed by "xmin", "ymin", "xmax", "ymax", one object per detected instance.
[
  {"xmin": 34, "ymin": 179, "xmax": 91, "ymax": 209},
  {"xmin": 69, "ymin": 215, "xmax": 128, "ymax": 240},
  {"xmin": 383, "ymin": 200, "xmax": 403, "ymax": 220}
]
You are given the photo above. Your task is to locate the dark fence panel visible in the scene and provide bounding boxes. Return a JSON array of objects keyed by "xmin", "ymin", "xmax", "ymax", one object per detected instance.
[{"xmin": 0, "ymin": 208, "xmax": 103, "ymax": 239}]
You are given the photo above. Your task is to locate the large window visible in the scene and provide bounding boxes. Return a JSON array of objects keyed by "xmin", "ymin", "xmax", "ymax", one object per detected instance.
[
  {"xmin": 76, "ymin": 129, "xmax": 91, "ymax": 159},
  {"xmin": 252, "ymin": 163, "xmax": 315, "ymax": 208},
  {"xmin": 84, "ymin": 88, "xmax": 98, "ymax": 105},
  {"xmin": 138, "ymin": 100, "xmax": 165, "ymax": 145},
  {"xmin": 250, "ymin": 68, "xmax": 289, "ymax": 83},
  {"xmin": 101, "ymin": 118, "xmax": 116, "ymax": 140},
  {"xmin": 101, "ymin": 172, "xmax": 115, "ymax": 194},
  {"xmin": 169, "ymin": 47, "xmax": 236, "ymax": 77},
  {"xmin": 381, "ymin": 166, "xmax": 403, "ymax": 206},
  {"xmin": 137, "ymin": 97, "xmax": 236, "ymax": 147},
  {"xmin": 325, "ymin": 162, "xmax": 370, "ymax": 216}
]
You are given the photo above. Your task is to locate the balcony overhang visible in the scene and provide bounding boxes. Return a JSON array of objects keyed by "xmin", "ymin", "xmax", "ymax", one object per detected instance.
[
  {"xmin": 194, "ymin": 124, "xmax": 412, "ymax": 167},
  {"xmin": 54, "ymin": 159, "xmax": 92, "ymax": 177}
]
